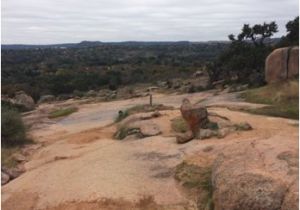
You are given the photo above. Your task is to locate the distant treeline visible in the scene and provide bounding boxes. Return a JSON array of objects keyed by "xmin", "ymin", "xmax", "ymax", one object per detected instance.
[{"xmin": 2, "ymin": 41, "xmax": 228, "ymax": 101}]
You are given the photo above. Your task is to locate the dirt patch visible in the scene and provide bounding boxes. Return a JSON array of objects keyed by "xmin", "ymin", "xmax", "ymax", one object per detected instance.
[{"xmin": 66, "ymin": 126, "xmax": 115, "ymax": 144}]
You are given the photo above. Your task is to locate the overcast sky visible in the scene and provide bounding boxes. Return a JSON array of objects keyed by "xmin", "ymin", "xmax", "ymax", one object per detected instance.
[{"xmin": 1, "ymin": 0, "xmax": 299, "ymax": 44}]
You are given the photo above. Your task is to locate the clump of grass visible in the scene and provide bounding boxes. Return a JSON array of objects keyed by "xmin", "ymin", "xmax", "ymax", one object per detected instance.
[
  {"xmin": 175, "ymin": 162, "xmax": 214, "ymax": 210},
  {"xmin": 2, "ymin": 147, "xmax": 19, "ymax": 168},
  {"xmin": 240, "ymin": 80, "xmax": 299, "ymax": 119},
  {"xmin": 114, "ymin": 126, "xmax": 140, "ymax": 140},
  {"xmin": 114, "ymin": 127, "xmax": 129, "ymax": 140},
  {"xmin": 115, "ymin": 110, "xmax": 129, "ymax": 123},
  {"xmin": 48, "ymin": 107, "xmax": 78, "ymax": 119},
  {"xmin": 171, "ymin": 117, "xmax": 189, "ymax": 133},
  {"xmin": 115, "ymin": 104, "xmax": 174, "ymax": 123}
]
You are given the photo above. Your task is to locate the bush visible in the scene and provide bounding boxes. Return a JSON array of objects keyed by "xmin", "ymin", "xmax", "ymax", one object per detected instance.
[
  {"xmin": 171, "ymin": 117, "xmax": 189, "ymax": 133},
  {"xmin": 1, "ymin": 106, "xmax": 27, "ymax": 146}
]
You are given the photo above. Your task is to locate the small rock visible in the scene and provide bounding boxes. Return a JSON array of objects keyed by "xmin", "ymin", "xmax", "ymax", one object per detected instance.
[
  {"xmin": 1, "ymin": 172, "xmax": 10, "ymax": 185},
  {"xmin": 176, "ymin": 131, "xmax": 194, "ymax": 144},
  {"xmin": 199, "ymin": 129, "xmax": 217, "ymax": 140},
  {"xmin": 38, "ymin": 95, "xmax": 55, "ymax": 104},
  {"xmin": 140, "ymin": 123, "xmax": 161, "ymax": 137},
  {"xmin": 13, "ymin": 91, "xmax": 35, "ymax": 111},
  {"xmin": 86, "ymin": 90, "xmax": 97, "ymax": 97},
  {"xmin": 12, "ymin": 153, "xmax": 27, "ymax": 162},
  {"xmin": 7, "ymin": 165, "xmax": 26, "ymax": 179},
  {"xmin": 217, "ymin": 128, "xmax": 231, "ymax": 138},
  {"xmin": 235, "ymin": 122, "xmax": 252, "ymax": 131}
]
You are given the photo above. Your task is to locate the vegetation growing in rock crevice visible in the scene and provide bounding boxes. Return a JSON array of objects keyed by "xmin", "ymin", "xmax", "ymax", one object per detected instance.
[
  {"xmin": 175, "ymin": 161, "xmax": 214, "ymax": 210},
  {"xmin": 48, "ymin": 107, "xmax": 78, "ymax": 119},
  {"xmin": 115, "ymin": 104, "xmax": 174, "ymax": 123},
  {"xmin": 171, "ymin": 117, "xmax": 189, "ymax": 133}
]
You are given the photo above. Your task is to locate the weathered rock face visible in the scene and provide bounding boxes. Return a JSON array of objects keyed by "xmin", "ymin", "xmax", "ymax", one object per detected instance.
[
  {"xmin": 265, "ymin": 46, "xmax": 299, "ymax": 83},
  {"xmin": 211, "ymin": 141, "xmax": 297, "ymax": 210},
  {"xmin": 13, "ymin": 91, "xmax": 35, "ymax": 111},
  {"xmin": 180, "ymin": 98, "xmax": 208, "ymax": 137}
]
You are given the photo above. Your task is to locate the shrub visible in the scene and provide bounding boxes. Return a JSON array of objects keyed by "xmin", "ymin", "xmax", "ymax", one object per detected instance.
[
  {"xmin": 171, "ymin": 117, "xmax": 189, "ymax": 133},
  {"xmin": 1, "ymin": 106, "xmax": 27, "ymax": 146}
]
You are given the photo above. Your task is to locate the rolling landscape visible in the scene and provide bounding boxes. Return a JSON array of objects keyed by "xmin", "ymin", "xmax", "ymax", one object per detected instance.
[{"xmin": 1, "ymin": 0, "xmax": 299, "ymax": 209}]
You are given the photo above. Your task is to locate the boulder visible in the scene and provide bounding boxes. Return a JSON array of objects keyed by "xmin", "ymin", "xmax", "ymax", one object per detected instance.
[
  {"xmin": 193, "ymin": 70, "xmax": 204, "ymax": 77},
  {"xmin": 13, "ymin": 91, "xmax": 35, "ymax": 111},
  {"xmin": 98, "ymin": 89, "xmax": 111, "ymax": 97},
  {"xmin": 180, "ymin": 98, "xmax": 208, "ymax": 137},
  {"xmin": 157, "ymin": 81, "xmax": 168, "ymax": 88},
  {"xmin": 265, "ymin": 46, "xmax": 299, "ymax": 83},
  {"xmin": 38, "ymin": 95, "xmax": 55, "ymax": 104},
  {"xmin": 199, "ymin": 129, "xmax": 217, "ymax": 140},
  {"xmin": 12, "ymin": 153, "xmax": 27, "ymax": 162},
  {"xmin": 235, "ymin": 122, "xmax": 252, "ymax": 131},
  {"xmin": 139, "ymin": 123, "xmax": 161, "ymax": 137},
  {"xmin": 147, "ymin": 86, "xmax": 159, "ymax": 92},
  {"xmin": 2, "ymin": 165, "xmax": 26, "ymax": 179},
  {"xmin": 1, "ymin": 172, "xmax": 10, "ymax": 185},
  {"xmin": 86, "ymin": 90, "xmax": 97, "ymax": 97}
]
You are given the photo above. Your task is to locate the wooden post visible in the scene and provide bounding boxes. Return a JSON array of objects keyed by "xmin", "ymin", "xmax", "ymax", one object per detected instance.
[{"xmin": 149, "ymin": 94, "xmax": 153, "ymax": 106}]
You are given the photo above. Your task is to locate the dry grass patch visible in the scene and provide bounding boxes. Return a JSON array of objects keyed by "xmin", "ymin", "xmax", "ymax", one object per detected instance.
[
  {"xmin": 48, "ymin": 107, "xmax": 78, "ymax": 119},
  {"xmin": 171, "ymin": 117, "xmax": 189, "ymax": 133},
  {"xmin": 240, "ymin": 79, "xmax": 299, "ymax": 119}
]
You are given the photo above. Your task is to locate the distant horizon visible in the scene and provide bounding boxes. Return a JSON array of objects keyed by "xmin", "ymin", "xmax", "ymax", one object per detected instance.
[
  {"xmin": 2, "ymin": 37, "xmax": 284, "ymax": 46},
  {"xmin": 2, "ymin": 0, "xmax": 298, "ymax": 45}
]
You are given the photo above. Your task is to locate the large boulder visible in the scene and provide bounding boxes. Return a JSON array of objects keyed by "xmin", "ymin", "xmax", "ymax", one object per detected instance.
[
  {"xmin": 265, "ymin": 46, "xmax": 299, "ymax": 83},
  {"xmin": 38, "ymin": 95, "xmax": 55, "ymax": 104},
  {"xmin": 180, "ymin": 98, "xmax": 208, "ymax": 137},
  {"xmin": 13, "ymin": 91, "xmax": 35, "ymax": 111}
]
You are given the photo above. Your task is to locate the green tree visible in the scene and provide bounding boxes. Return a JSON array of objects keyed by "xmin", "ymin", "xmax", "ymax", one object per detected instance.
[{"xmin": 228, "ymin": 21, "xmax": 278, "ymax": 46}]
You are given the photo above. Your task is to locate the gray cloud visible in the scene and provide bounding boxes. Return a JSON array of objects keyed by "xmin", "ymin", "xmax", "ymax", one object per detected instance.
[{"xmin": 2, "ymin": 0, "xmax": 298, "ymax": 44}]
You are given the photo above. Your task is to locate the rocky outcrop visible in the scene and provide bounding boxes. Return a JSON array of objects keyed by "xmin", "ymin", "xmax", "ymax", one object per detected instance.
[
  {"xmin": 115, "ymin": 111, "xmax": 162, "ymax": 140},
  {"xmin": 265, "ymin": 46, "xmax": 299, "ymax": 83},
  {"xmin": 211, "ymin": 141, "xmax": 297, "ymax": 210},
  {"xmin": 4, "ymin": 91, "xmax": 35, "ymax": 111},
  {"xmin": 180, "ymin": 98, "xmax": 208, "ymax": 137}
]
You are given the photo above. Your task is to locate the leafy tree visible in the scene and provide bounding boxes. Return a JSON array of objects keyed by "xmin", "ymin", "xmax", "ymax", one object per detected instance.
[
  {"xmin": 208, "ymin": 21, "xmax": 278, "ymax": 86},
  {"xmin": 228, "ymin": 22, "xmax": 278, "ymax": 46},
  {"xmin": 279, "ymin": 16, "xmax": 299, "ymax": 46},
  {"xmin": 286, "ymin": 16, "xmax": 299, "ymax": 44}
]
